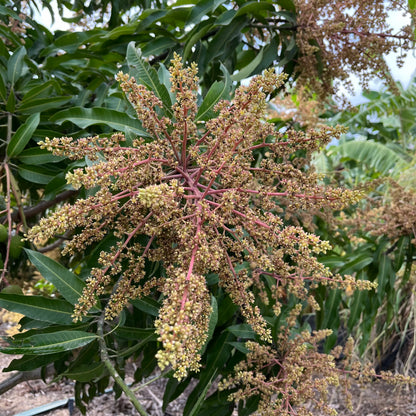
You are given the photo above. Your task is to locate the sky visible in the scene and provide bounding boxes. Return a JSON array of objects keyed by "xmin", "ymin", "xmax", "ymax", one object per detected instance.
[{"xmin": 34, "ymin": 1, "xmax": 416, "ymax": 105}]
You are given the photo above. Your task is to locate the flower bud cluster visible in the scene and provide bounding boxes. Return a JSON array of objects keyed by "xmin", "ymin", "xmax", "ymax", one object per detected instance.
[
  {"xmin": 154, "ymin": 271, "xmax": 211, "ymax": 379},
  {"xmin": 28, "ymin": 55, "xmax": 374, "ymax": 383}
]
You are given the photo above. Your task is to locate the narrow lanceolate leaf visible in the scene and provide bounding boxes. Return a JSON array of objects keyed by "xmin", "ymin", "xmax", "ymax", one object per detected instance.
[
  {"xmin": 7, "ymin": 46, "xmax": 26, "ymax": 87},
  {"xmin": 17, "ymin": 147, "xmax": 65, "ymax": 165},
  {"xmin": 0, "ymin": 294, "xmax": 75, "ymax": 325},
  {"xmin": 231, "ymin": 47, "xmax": 264, "ymax": 81},
  {"xmin": 196, "ymin": 81, "xmax": 227, "ymax": 121},
  {"xmin": 7, "ymin": 113, "xmax": 40, "ymax": 158},
  {"xmin": 63, "ymin": 362, "xmax": 105, "ymax": 382},
  {"xmin": 0, "ymin": 331, "xmax": 97, "ymax": 355},
  {"xmin": 19, "ymin": 96, "xmax": 71, "ymax": 114},
  {"xmin": 5, "ymin": 352, "xmax": 65, "ymax": 372},
  {"xmin": 126, "ymin": 42, "xmax": 173, "ymax": 116},
  {"xmin": 187, "ymin": 0, "xmax": 225, "ymax": 25},
  {"xmin": 25, "ymin": 249, "xmax": 86, "ymax": 306},
  {"xmin": 0, "ymin": 72, "xmax": 7, "ymax": 102},
  {"xmin": 226, "ymin": 323, "xmax": 255, "ymax": 339},
  {"xmin": 17, "ymin": 164, "xmax": 57, "ymax": 185},
  {"xmin": 50, "ymin": 107, "xmax": 151, "ymax": 137}
]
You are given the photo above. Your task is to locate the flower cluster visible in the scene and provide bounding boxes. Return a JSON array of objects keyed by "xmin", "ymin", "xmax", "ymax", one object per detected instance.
[
  {"xmin": 28, "ymin": 54, "xmax": 373, "ymax": 379},
  {"xmin": 292, "ymin": 0, "xmax": 414, "ymax": 100},
  {"xmin": 365, "ymin": 181, "xmax": 416, "ymax": 245},
  {"xmin": 220, "ymin": 331, "xmax": 416, "ymax": 416}
]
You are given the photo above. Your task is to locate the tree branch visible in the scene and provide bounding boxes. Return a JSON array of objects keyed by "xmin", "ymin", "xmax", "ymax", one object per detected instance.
[
  {"xmin": 1, "ymin": 190, "xmax": 78, "ymax": 224},
  {"xmin": 0, "ymin": 364, "xmax": 55, "ymax": 395}
]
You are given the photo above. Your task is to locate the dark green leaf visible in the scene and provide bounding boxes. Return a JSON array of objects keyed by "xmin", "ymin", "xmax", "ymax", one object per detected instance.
[
  {"xmin": 115, "ymin": 327, "xmax": 156, "ymax": 340},
  {"xmin": 227, "ymin": 341, "xmax": 249, "ymax": 354},
  {"xmin": 187, "ymin": 0, "xmax": 225, "ymax": 25},
  {"xmin": 141, "ymin": 37, "xmax": 177, "ymax": 57},
  {"xmin": 377, "ymin": 255, "xmax": 394, "ymax": 302},
  {"xmin": 7, "ymin": 113, "xmax": 40, "ymax": 158},
  {"xmin": 0, "ymin": 71, "xmax": 6, "ymax": 102},
  {"xmin": 63, "ymin": 362, "xmax": 105, "ymax": 382},
  {"xmin": 25, "ymin": 250, "xmax": 87, "ymax": 307},
  {"xmin": 0, "ymin": 331, "xmax": 98, "ymax": 355},
  {"xmin": 319, "ymin": 255, "xmax": 345, "ymax": 269},
  {"xmin": 22, "ymin": 79, "xmax": 61, "ymax": 101},
  {"xmin": 199, "ymin": 296, "xmax": 218, "ymax": 355},
  {"xmin": 7, "ymin": 46, "xmax": 26, "ymax": 87},
  {"xmin": 0, "ymin": 294, "xmax": 75, "ymax": 325},
  {"xmin": 50, "ymin": 107, "xmax": 150, "ymax": 136},
  {"xmin": 321, "ymin": 289, "xmax": 341, "ymax": 329},
  {"xmin": 226, "ymin": 324, "xmax": 256, "ymax": 339},
  {"xmin": 394, "ymin": 236, "xmax": 410, "ymax": 272},
  {"xmin": 277, "ymin": 0, "xmax": 296, "ymax": 12},
  {"xmin": 196, "ymin": 81, "xmax": 226, "ymax": 121},
  {"xmin": 19, "ymin": 96, "xmax": 72, "ymax": 114},
  {"xmin": 5, "ymin": 352, "xmax": 65, "ymax": 372},
  {"xmin": 17, "ymin": 147, "xmax": 65, "ymax": 165},
  {"xmin": 18, "ymin": 164, "xmax": 57, "ymax": 184},
  {"xmin": 231, "ymin": 47, "xmax": 264, "ymax": 81},
  {"xmin": 338, "ymin": 253, "xmax": 373, "ymax": 275},
  {"xmin": 130, "ymin": 297, "xmax": 161, "ymax": 316},
  {"xmin": 184, "ymin": 332, "xmax": 234, "ymax": 416},
  {"xmin": 126, "ymin": 42, "xmax": 173, "ymax": 115}
]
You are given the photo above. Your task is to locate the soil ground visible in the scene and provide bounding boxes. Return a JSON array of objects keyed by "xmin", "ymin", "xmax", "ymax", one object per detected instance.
[{"xmin": 2, "ymin": 314, "xmax": 416, "ymax": 416}]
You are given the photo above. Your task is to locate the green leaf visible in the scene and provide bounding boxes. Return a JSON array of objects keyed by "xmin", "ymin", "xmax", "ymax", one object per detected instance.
[
  {"xmin": 338, "ymin": 253, "xmax": 373, "ymax": 275},
  {"xmin": 130, "ymin": 297, "xmax": 161, "ymax": 316},
  {"xmin": 347, "ymin": 271, "xmax": 368, "ymax": 331},
  {"xmin": 409, "ymin": 0, "xmax": 416, "ymax": 10},
  {"xmin": 205, "ymin": 17, "xmax": 247, "ymax": 62},
  {"xmin": 0, "ymin": 330, "xmax": 98, "ymax": 355},
  {"xmin": 187, "ymin": 371, "xmax": 217, "ymax": 416},
  {"xmin": 7, "ymin": 113, "xmax": 40, "ymax": 158},
  {"xmin": 187, "ymin": 0, "xmax": 225, "ymax": 25},
  {"xmin": 196, "ymin": 81, "xmax": 225, "ymax": 121},
  {"xmin": 277, "ymin": 0, "xmax": 296, "ymax": 12},
  {"xmin": 0, "ymin": 294, "xmax": 75, "ymax": 325},
  {"xmin": 196, "ymin": 65, "xmax": 231, "ymax": 121},
  {"xmin": 7, "ymin": 46, "xmax": 26, "ymax": 87},
  {"xmin": 319, "ymin": 255, "xmax": 345, "ymax": 269},
  {"xmin": 227, "ymin": 341, "xmax": 249, "ymax": 354},
  {"xmin": 19, "ymin": 96, "xmax": 72, "ymax": 114},
  {"xmin": 183, "ymin": 332, "xmax": 234, "ymax": 416},
  {"xmin": 333, "ymin": 141, "xmax": 408, "ymax": 175},
  {"xmin": 22, "ymin": 79, "xmax": 61, "ymax": 101},
  {"xmin": 394, "ymin": 236, "xmax": 410, "ymax": 272},
  {"xmin": 50, "ymin": 107, "xmax": 150, "ymax": 137},
  {"xmin": 226, "ymin": 323, "xmax": 256, "ymax": 339},
  {"xmin": 235, "ymin": 1, "xmax": 275, "ymax": 18},
  {"xmin": 321, "ymin": 289, "xmax": 341, "ymax": 329},
  {"xmin": 63, "ymin": 362, "xmax": 105, "ymax": 382},
  {"xmin": 25, "ymin": 250, "xmax": 86, "ymax": 307},
  {"xmin": 0, "ymin": 71, "xmax": 6, "ymax": 102},
  {"xmin": 377, "ymin": 255, "xmax": 394, "ymax": 303},
  {"xmin": 17, "ymin": 147, "xmax": 65, "ymax": 165},
  {"xmin": 0, "ymin": 5, "xmax": 22, "ymax": 20},
  {"xmin": 114, "ymin": 327, "xmax": 156, "ymax": 340},
  {"xmin": 126, "ymin": 42, "xmax": 173, "ymax": 115},
  {"xmin": 6, "ymin": 88, "xmax": 15, "ymax": 112},
  {"xmin": 18, "ymin": 164, "xmax": 57, "ymax": 184},
  {"xmin": 183, "ymin": 21, "xmax": 213, "ymax": 61},
  {"xmin": 141, "ymin": 37, "xmax": 177, "ymax": 57},
  {"xmin": 5, "ymin": 352, "xmax": 65, "ymax": 372},
  {"xmin": 199, "ymin": 296, "xmax": 218, "ymax": 355},
  {"xmin": 136, "ymin": 9, "xmax": 168, "ymax": 32}
]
